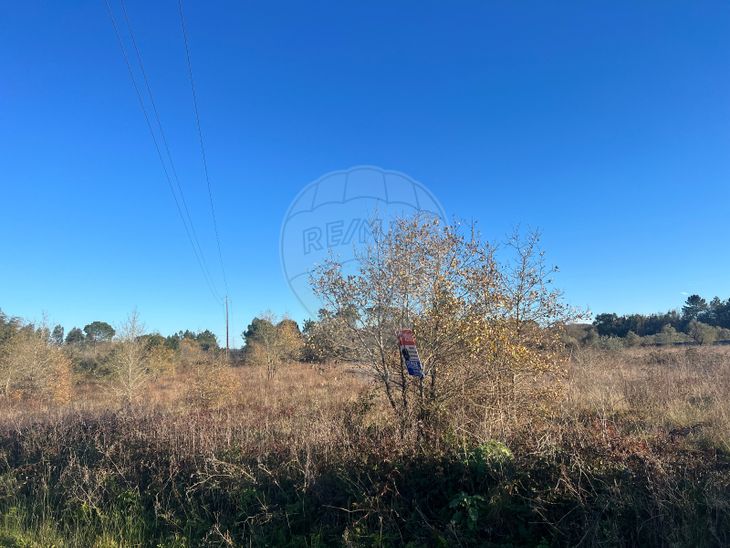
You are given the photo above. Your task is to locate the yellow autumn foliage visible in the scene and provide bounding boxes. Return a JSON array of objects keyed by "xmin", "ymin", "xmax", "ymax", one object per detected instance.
[{"xmin": 313, "ymin": 215, "xmax": 582, "ymax": 437}]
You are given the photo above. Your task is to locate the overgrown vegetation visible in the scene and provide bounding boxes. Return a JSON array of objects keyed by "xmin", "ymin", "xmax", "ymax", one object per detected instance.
[
  {"xmin": 1, "ymin": 219, "xmax": 728, "ymax": 546},
  {"xmin": 0, "ymin": 346, "xmax": 727, "ymax": 546}
]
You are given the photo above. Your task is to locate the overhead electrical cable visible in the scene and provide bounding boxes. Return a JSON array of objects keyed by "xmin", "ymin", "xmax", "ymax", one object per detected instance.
[
  {"xmin": 118, "ymin": 0, "xmax": 221, "ymax": 302},
  {"xmin": 104, "ymin": 0, "xmax": 223, "ymax": 304},
  {"xmin": 177, "ymin": 0, "xmax": 229, "ymax": 295}
]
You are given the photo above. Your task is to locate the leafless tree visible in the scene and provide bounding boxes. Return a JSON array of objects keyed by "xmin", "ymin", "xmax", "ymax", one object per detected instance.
[
  {"xmin": 108, "ymin": 310, "xmax": 149, "ymax": 405},
  {"xmin": 0, "ymin": 322, "xmax": 72, "ymax": 402}
]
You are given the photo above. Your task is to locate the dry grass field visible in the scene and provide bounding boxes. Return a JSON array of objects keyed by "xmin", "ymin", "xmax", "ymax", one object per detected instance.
[{"xmin": 0, "ymin": 345, "xmax": 729, "ymax": 546}]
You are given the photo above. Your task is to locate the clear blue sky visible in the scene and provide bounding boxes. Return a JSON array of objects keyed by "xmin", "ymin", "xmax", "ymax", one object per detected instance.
[{"xmin": 2, "ymin": 1, "xmax": 729, "ymax": 346}]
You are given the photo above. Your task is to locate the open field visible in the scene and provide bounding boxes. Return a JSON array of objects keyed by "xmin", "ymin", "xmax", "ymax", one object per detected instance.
[
  {"xmin": 6, "ymin": 1, "xmax": 730, "ymax": 545},
  {"xmin": 0, "ymin": 346, "xmax": 729, "ymax": 546}
]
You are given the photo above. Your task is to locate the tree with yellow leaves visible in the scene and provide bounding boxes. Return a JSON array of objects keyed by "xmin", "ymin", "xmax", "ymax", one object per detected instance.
[
  {"xmin": 312, "ymin": 215, "xmax": 579, "ymax": 439},
  {"xmin": 243, "ymin": 313, "xmax": 304, "ymax": 379}
]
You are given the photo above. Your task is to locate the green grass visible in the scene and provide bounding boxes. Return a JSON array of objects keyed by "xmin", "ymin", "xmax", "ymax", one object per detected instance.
[{"xmin": 0, "ymin": 507, "xmax": 64, "ymax": 547}]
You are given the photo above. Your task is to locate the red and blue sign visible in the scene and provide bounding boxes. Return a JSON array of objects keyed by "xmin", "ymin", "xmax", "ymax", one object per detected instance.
[{"xmin": 397, "ymin": 329, "xmax": 424, "ymax": 378}]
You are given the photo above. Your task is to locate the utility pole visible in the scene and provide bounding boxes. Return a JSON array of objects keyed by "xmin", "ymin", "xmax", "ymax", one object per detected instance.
[{"xmin": 225, "ymin": 295, "xmax": 230, "ymax": 360}]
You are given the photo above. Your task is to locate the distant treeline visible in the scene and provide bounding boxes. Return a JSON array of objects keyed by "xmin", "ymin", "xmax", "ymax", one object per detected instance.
[
  {"xmin": 567, "ymin": 294, "xmax": 730, "ymax": 348},
  {"xmin": 0, "ymin": 312, "xmax": 220, "ymax": 353}
]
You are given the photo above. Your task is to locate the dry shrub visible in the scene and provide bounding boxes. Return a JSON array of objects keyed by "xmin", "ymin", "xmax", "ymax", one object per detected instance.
[
  {"xmin": 172, "ymin": 339, "xmax": 240, "ymax": 409},
  {"xmin": 50, "ymin": 353, "xmax": 73, "ymax": 405},
  {"xmin": 178, "ymin": 338, "xmax": 209, "ymax": 370},
  {"xmin": 0, "ymin": 327, "xmax": 72, "ymax": 404},
  {"xmin": 185, "ymin": 353, "xmax": 239, "ymax": 410},
  {"xmin": 147, "ymin": 344, "xmax": 177, "ymax": 378}
]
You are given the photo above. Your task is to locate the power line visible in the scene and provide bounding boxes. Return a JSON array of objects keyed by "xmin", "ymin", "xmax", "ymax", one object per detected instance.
[
  {"xmin": 118, "ymin": 0, "xmax": 221, "ymax": 303},
  {"xmin": 104, "ymin": 0, "xmax": 223, "ymax": 304},
  {"xmin": 177, "ymin": 0, "xmax": 229, "ymax": 295}
]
